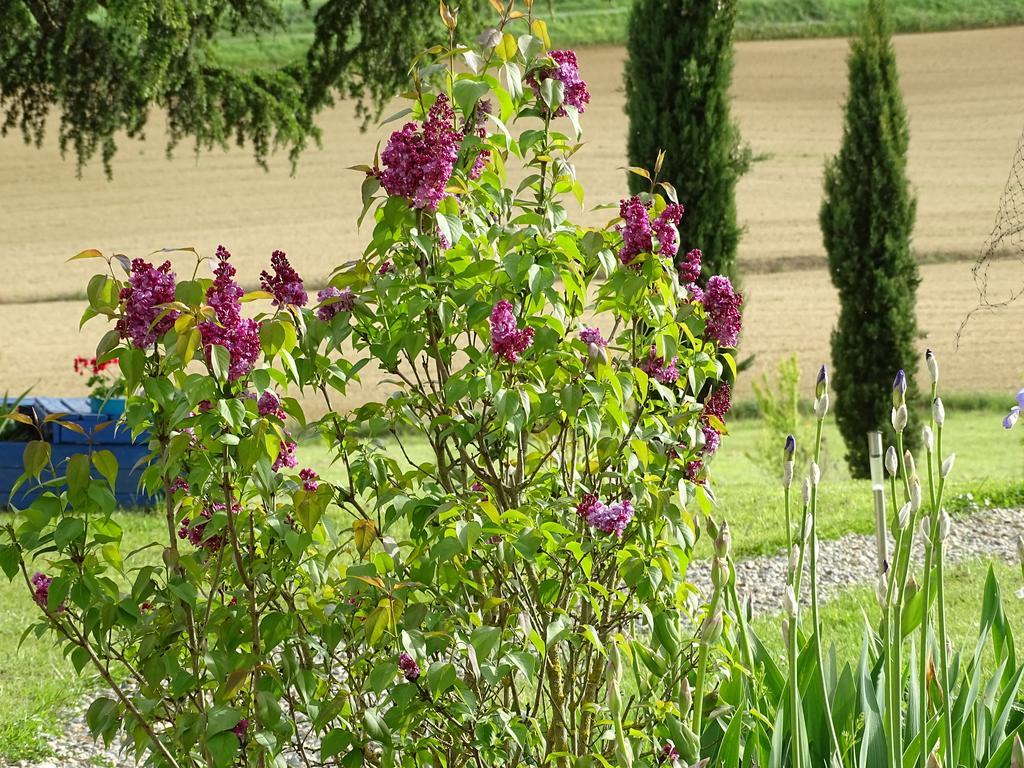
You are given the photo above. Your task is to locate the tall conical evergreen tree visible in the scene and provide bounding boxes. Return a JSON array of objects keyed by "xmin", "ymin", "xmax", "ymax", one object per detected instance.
[
  {"xmin": 624, "ymin": 0, "xmax": 748, "ymax": 282},
  {"xmin": 821, "ymin": 0, "xmax": 920, "ymax": 477}
]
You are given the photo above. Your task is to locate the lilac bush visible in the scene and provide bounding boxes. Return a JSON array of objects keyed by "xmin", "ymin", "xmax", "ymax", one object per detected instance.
[{"xmin": 1, "ymin": 5, "xmax": 748, "ymax": 767}]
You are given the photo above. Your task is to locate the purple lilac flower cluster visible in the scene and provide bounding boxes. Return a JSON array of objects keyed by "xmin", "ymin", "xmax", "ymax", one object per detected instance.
[
  {"xmin": 528, "ymin": 50, "xmax": 590, "ymax": 116},
  {"xmin": 273, "ymin": 440, "xmax": 298, "ymax": 472},
  {"xmin": 299, "ymin": 468, "xmax": 319, "ymax": 492},
  {"xmin": 32, "ymin": 572, "xmax": 54, "ymax": 609},
  {"xmin": 379, "ymin": 94, "xmax": 460, "ymax": 210},
  {"xmin": 618, "ymin": 197, "xmax": 687, "ymax": 266},
  {"xmin": 638, "ymin": 345, "xmax": 679, "ymax": 385},
  {"xmin": 659, "ymin": 741, "xmax": 680, "ymax": 763},
  {"xmin": 398, "ymin": 652, "xmax": 421, "ymax": 681},
  {"xmin": 579, "ymin": 326, "xmax": 607, "ymax": 347},
  {"xmin": 490, "ymin": 300, "xmax": 534, "ymax": 363},
  {"xmin": 577, "ymin": 495, "xmax": 634, "ymax": 538},
  {"xmin": 258, "ymin": 391, "xmax": 286, "ymax": 421},
  {"xmin": 316, "ymin": 287, "xmax": 355, "ymax": 322},
  {"xmin": 169, "ymin": 477, "xmax": 190, "ymax": 494},
  {"xmin": 116, "ymin": 259, "xmax": 179, "ymax": 348},
  {"xmin": 259, "ymin": 250, "xmax": 307, "ymax": 307},
  {"xmin": 678, "ymin": 248, "xmax": 702, "ymax": 284},
  {"xmin": 199, "ymin": 246, "xmax": 261, "ymax": 381},
  {"xmin": 702, "ymin": 275, "xmax": 743, "ymax": 348},
  {"xmin": 233, "ymin": 719, "xmax": 249, "ymax": 740},
  {"xmin": 618, "ymin": 196, "xmax": 652, "ymax": 266},
  {"xmin": 651, "ymin": 203, "xmax": 684, "ymax": 260},
  {"xmin": 704, "ymin": 382, "xmax": 732, "ymax": 421},
  {"xmin": 177, "ymin": 506, "xmax": 226, "ymax": 552}
]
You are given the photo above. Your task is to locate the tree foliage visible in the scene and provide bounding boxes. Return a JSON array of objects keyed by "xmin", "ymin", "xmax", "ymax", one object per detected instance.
[
  {"xmin": 0, "ymin": 0, "xmax": 486, "ymax": 175},
  {"xmin": 821, "ymin": 0, "xmax": 920, "ymax": 477},
  {"xmin": 624, "ymin": 0, "xmax": 749, "ymax": 282}
]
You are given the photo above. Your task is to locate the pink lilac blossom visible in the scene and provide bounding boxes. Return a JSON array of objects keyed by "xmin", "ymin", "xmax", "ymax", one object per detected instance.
[
  {"xmin": 199, "ymin": 246, "xmax": 261, "ymax": 381},
  {"xmin": 259, "ymin": 250, "xmax": 308, "ymax": 307},
  {"xmin": 638, "ymin": 346, "xmax": 679, "ymax": 385},
  {"xmin": 685, "ymin": 282, "xmax": 704, "ymax": 304},
  {"xmin": 702, "ymin": 423, "xmax": 721, "ymax": 455},
  {"xmin": 618, "ymin": 196, "xmax": 653, "ymax": 266},
  {"xmin": 299, "ymin": 468, "xmax": 319, "ymax": 492},
  {"xmin": 398, "ymin": 652, "xmax": 421, "ymax": 681},
  {"xmin": 169, "ymin": 477, "xmax": 190, "ymax": 494},
  {"xmin": 489, "ymin": 300, "xmax": 534, "ymax": 363},
  {"xmin": 379, "ymin": 94, "xmax": 460, "ymax": 210},
  {"xmin": 686, "ymin": 459, "xmax": 705, "ymax": 485},
  {"xmin": 378, "ymin": 259, "xmax": 395, "ymax": 275},
  {"xmin": 233, "ymin": 720, "xmax": 249, "ymax": 739},
  {"xmin": 273, "ymin": 440, "xmax": 298, "ymax": 472},
  {"xmin": 177, "ymin": 506, "xmax": 226, "ymax": 552},
  {"xmin": 702, "ymin": 275, "xmax": 743, "ymax": 348},
  {"xmin": 678, "ymin": 248, "xmax": 702, "ymax": 284},
  {"xmin": 527, "ymin": 50, "xmax": 590, "ymax": 116},
  {"xmin": 317, "ymin": 287, "xmax": 355, "ymax": 322},
  {"xmin": 704, "ymin": 382, "xmax": 732, "ymax": 420},
  {"xmin": 32, "ymin": 572, "xmax": 55, "ymax": 609},
  {"xmin": 579, "ymin": 327, "xmax": 607, "ymax": 347},
  {"xmin": 117, "ymin": 258, "xmax": 179, "ymax": 348},
  {"xmin": 585, "ymin": 499, "xmax": 635, "ymax": 538},
  {"xmin": 659, "ymin": 742, "xmax": 681, "ymax": 763},
  {"xmin": 258, "ymin": 391, "xmax": 286, "ymax": 421},
  {"xmin": 576, "ymin": 493, "xmax": 600, "ymax": 519},
  {"xmin": 651, "ymin": 203, "xmax": 684, "ymax": 260}
]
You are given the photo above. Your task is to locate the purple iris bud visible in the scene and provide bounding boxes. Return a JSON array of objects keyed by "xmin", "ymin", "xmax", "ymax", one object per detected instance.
[
  {"xmin": 784, "ymin": 434, "xmax": 796, "ymax": 460},
  {"xmin": 1004, "ymin": 406, "xmax": 1020, "ymax": 430},
  {"xmin": 815, "ymin": 366, "xmax": 828, "ymax": 398},
  {"xmin": 892, "ymin": 369, "xmax": 906, "ymax": 407}
]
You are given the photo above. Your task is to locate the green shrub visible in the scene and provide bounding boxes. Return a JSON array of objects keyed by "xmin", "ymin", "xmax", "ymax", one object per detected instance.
[
  {"xmin": 821, "ymin": 0, "xmax": 921, "ymax": 477},
  {"xmin": 1, "ymin": 5, "xmax": 745, "ymax": 766}
]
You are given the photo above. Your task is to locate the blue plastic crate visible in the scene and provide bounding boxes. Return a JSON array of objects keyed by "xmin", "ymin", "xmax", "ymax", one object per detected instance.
[{"xmin": 1, "ymin": 397, "xmax": 154, "ymax": 508}]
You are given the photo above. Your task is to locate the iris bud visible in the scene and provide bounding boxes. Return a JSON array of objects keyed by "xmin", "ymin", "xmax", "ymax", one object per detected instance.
[
  {"xmin": 892, "ymin": 369, "xmax": 907, "ymax": 408},
  {"xmin": 784, "ymin": 586, "xmax": 797, "ymax": 616},
  {"xmin": 926, "ymin": 349, "xmax": 938, "ymax": 384},
  {"xmin": 933, "ymin": 397, "xmax": 945, "ymax": 427},
  {"xmin": 922, "ymin": 425, "xmax": 933, "ymax": 452},
  {"xmin": 885, "ymin": 446, "xmax": 898, "ymax": 476},
  {"xmin": 941, "ymin": 454, "xmax": 955, "ymax": 478},
  {"xmin": 892, "ymin": 404, "xmax": 908, "ymax": 432},
  {"xmin": 815, "ymin": 365, "xmax": 828, "ymax": 399}
]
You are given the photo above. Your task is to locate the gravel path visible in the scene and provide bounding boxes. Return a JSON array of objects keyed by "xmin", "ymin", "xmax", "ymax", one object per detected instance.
[
  {"xmin": 689, "ymin": 506, "xmax": 1024, "ymax": 616},
  {"xmin": 5, "ymin": 507, "xmax": 1023, "ymax": 768}
]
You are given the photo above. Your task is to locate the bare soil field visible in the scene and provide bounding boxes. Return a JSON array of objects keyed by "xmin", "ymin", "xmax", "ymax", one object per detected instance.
[{"xmin": 1, "ymin": 26, "xmax": 1023, "ymax": 402}]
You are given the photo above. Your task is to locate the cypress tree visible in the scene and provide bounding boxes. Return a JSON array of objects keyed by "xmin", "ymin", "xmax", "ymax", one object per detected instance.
[
  {"xmin": 624, "ymin": 0, "xmax": 749, "ymax": 281},
  {"xmin": 821, "ymin": 0, "xmax": 920, "ymax": 477}
]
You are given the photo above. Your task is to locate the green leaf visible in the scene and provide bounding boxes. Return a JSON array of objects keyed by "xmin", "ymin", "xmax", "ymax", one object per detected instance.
[
  {"xmin": 353, "ymin": 519, "xmax": 377, "ymax": 559},
  {"xmin": 471, "ymin": 625, "xmax": 502, "ymax": 660},
  {"xmin": 66, "ymin": 453, "xmax": 91, "ymax": 496},
  {"xmin": 209, "ymin": 344, "xmax": 231, "ymax": 381},
  {"xmin": 206, "ymin": 704, "xmax": 241, "ymax": 735},
  {"xmin": 22, "ymin": 440, "xmax": 50, "ymax": 479},
  {"xmin": 91, "ymin": 450, "xmax": 118, "ymax": 489},
  {"xmin": 453, "ymin": 79, "xmax": 490, "ymax": 116},
  {"xmin": 85, "ymin": 696, "xmax": 118, "ymax": 737},
  {"xmin": 427, "ymin": 662, "xmax": 458, "ymax": 698},
  {"xmin": 321, "ymin": 729, "xmax": 355, "ymax": 760}
]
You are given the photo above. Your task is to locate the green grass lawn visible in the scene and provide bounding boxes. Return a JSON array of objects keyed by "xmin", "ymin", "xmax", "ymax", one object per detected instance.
[
  {"xmin": 1, "ymin": 404, "xmax": 1020, "ymax": 761},
  {"xmin": 752, "ymin": 558, "xmax": 1024, "ymax": 666},
  {"xmin": 212, "ymin": 0, "xmax": 1024, "ymax": 70}
]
